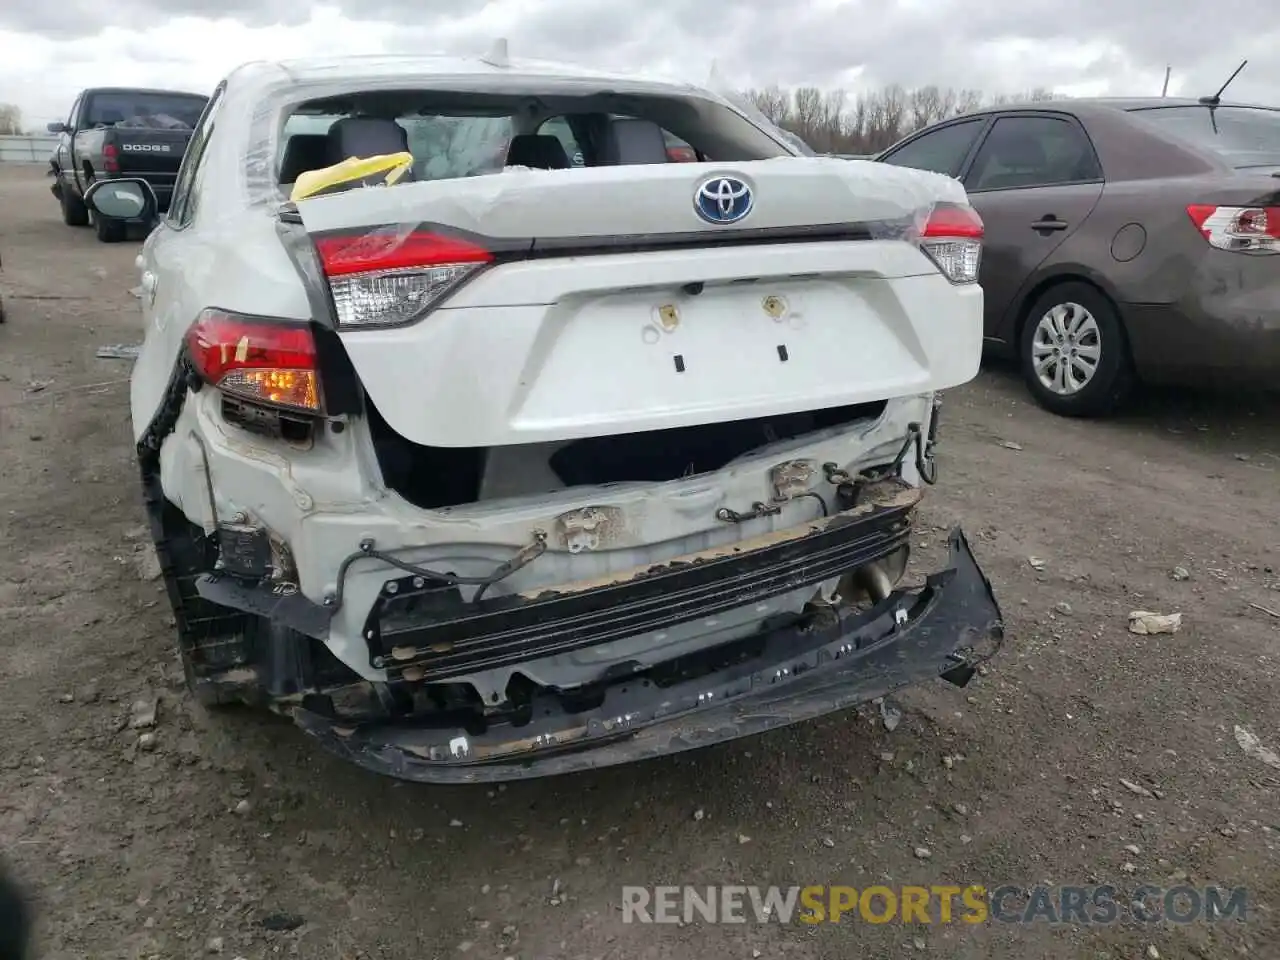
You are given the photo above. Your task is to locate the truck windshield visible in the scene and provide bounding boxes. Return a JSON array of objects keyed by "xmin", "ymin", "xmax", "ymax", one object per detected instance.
[
  {"xmin": 1129, "ymin": 105, "xmax": 1280, "ymax": 168},
  {"xmin": 85, "ymin": 92, "xmax": 208, "ymax": 130}
]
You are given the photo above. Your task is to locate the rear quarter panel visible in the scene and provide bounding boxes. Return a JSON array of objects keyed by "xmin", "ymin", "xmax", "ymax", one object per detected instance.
[
  {"xmin": 130, "ymin": 210, "xmax": 310, "ymax": 442},
  {"xmin": 72, "ymin": 129, "xmax": 105, "ymax": 186},
  {"xmin": 989, "ymin": 108, "xmax": 1238, "ymax": 348}
]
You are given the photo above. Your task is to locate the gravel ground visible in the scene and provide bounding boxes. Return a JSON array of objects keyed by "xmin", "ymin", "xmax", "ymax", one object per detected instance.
[{"xmin": 1, "ymin": 163, "xmax": 1278, "ymax": 960}]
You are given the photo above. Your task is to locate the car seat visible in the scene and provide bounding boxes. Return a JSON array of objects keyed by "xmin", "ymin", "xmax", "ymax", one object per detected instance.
[
  {"xmin": 597, "ymin": 118, "xmax": 670, "ymax": 165},
  {"xmin": 278, "ymin": 134, "xmax": 331, "ymax": 185},
  {"xmin": 325, "ymin": 117, "xmax": 415, "ymax": 181},
  {"xmin": 504, "ymin": 134, "xmax": 571, "ymax": 169}
]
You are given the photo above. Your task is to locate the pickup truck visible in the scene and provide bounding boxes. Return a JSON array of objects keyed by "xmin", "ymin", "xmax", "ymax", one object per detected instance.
[{"xmin": 47, "ymin": 86, "xmax": 208, "ymax": 242}]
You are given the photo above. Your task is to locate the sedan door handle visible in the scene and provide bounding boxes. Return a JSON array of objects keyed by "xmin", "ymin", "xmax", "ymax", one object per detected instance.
[{"xmin": 1032, "ymin": 216, "xmax": 1069, "ymax": 232}]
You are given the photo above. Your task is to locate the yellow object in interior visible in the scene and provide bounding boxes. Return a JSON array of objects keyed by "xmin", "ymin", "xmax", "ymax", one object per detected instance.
[{"xmin": 290, "ymin": 152, "xmax": 415, "ymax": 202}]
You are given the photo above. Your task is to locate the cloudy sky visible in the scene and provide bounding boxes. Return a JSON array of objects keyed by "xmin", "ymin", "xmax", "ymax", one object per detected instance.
[{"xmin": 2, "ymin": 0, "xmax": 1277, "ymax": 128}]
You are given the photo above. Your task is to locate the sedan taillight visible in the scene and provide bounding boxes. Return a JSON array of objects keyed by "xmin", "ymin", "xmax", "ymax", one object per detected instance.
[
  {"xmin": 314, "ymin": 226, "xmax": 495, "ymax": 329},
  {"xmin": 917, "ymin": 201, "xmax": 984, "ymax": 284},
  {"xmin": 186, "ymin": 309, "xmax": 321, "ymax": 413},
  {"xmin": 1186, "ymin": 204, "xmax": 1279, "ymax": 254}
]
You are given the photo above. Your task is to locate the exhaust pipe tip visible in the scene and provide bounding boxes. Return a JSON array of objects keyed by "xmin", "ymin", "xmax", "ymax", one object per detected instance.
[{"xmin": 840, "ymin": 544, "xmax": 911, "ymax": 605}]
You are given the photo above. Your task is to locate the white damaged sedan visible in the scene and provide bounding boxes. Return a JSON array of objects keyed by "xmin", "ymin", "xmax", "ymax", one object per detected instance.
[{"xmin": 84, "ymin": 49, "xmax": 1003, "ymax": 783}]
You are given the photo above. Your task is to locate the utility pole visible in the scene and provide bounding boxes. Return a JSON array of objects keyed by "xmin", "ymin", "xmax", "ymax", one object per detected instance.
[{"xmin": 1161, "ymin": 66, "xmax": 1171, "ymax": 97}]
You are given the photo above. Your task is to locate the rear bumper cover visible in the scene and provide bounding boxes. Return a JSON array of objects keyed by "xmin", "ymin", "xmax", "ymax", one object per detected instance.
[{"xmin": 292, "ymin": 527, "xmax": 1003, "ymax": 784}]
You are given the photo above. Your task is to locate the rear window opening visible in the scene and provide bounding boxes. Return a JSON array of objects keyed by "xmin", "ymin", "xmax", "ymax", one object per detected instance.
[
  {"xmin": 366, "ymin": 398, "xmax": 889, "ymax": 510},
  {"xmin": 1129, "ymin": 105, "xmax": 1280, "ymax": 169},
  {"xmin": 274, "ymin": 87, "xmax": 791, "ymax": 188}
]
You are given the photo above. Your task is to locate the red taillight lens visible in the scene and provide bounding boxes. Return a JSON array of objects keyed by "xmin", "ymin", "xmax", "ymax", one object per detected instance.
[
  {"xmin": 922, "ymin": 203, "xmax": 984, "ymax": 239},
  {"xmin": 917, "ymin": 202, "xmax": 984, "ymax": 283},
  {"xmin": 314, "ymin": 226, "xmax": 494, "ymax": 329},
  {"xmin": 666, "ymin": 146, "xmax": 698, "ymax": 162},
  {"xmin": 103, "ymin": 143, "xmax": 119, "ymax": 173},
  {"xmin": 1186, "ymin": 204, "xmax": 1279, "ymax": 254},
  {"xmin": 185, "ymin": 309, "xmax": 321, "ymax": 413}
]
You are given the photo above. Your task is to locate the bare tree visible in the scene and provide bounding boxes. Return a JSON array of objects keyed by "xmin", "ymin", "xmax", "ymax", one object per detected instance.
[
  {"xmin": 908, "ymin": 85, "xmax": 946, "ymax": 130},
  {"xmin": 0, "ymin": 103, "xmax": 23, "ymax": 136},
  {"xmin": 742, "ymin": 85, "xmax": 790, "ymax": 126},
  {"xmin": 791, "ymin": 86, "xmax": 824, "ymax": 147},
  {"xmin": 953, "ymin": 89, "xmax": 985, "ymax": 116},
  {"xmin": 733, "ymin": 83, "xmax": 1067, "ymax": 155}
]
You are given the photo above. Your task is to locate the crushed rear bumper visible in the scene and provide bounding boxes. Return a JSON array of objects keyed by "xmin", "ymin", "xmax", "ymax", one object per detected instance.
[{"xmin": 292, "ymin": 527, "xmax": 1003, "ymax": 784}]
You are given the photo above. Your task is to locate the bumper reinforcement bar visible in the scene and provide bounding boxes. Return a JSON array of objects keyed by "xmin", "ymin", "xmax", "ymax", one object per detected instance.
[{"xmin": 364, "ymin": 484, "xmax": 920, "ymax": 681}]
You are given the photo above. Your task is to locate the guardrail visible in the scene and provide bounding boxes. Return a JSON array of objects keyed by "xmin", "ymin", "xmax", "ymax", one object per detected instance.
[{"xmin": 0, "ymin": 134, "xmax": 58, "ymax": 164}]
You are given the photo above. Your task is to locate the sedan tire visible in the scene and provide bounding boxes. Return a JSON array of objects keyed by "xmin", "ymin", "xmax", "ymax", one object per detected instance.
[{"xmin": 1019, "ymin": 282, "xmax": 1133, "ymax": 418}]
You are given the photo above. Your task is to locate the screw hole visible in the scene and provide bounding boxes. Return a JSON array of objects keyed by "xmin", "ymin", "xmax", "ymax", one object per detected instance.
[
  {"xmin": 777, "ymin": 344, "xmax": 789, "ymax": 362},
  {"xmin": 673, "ymin": 354, "xmax": 686, "ymax": 373}
]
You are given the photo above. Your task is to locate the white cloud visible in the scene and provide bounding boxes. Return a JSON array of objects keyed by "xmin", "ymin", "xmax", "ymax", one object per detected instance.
[
  {"xmin": 1, "ymin": 9, "xmax": 401, "ymax": 126},
  {"xmin": 2, "ymin": 1, "xmax": 1277, "ymax": 129}
]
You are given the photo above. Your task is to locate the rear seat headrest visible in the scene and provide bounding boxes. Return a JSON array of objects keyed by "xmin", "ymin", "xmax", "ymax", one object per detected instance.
[
  {"xmin": 505, "ymin": 134, "xmax": 571, "ymax": 169},
  {"xmin": 598, "ymin": 118, "xmax": 669, "ymax": 165},
  {"xmin": 326, "ymin": 117, "xmax": 410, "ymax": 164}
]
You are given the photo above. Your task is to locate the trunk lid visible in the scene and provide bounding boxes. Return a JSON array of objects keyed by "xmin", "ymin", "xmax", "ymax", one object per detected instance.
[
  {"xmin": 291, "ymin": 159, "xmax": 985, "ymax": 448},
  {"xmin": 294, "ymin": 157, "xmax": 964, "ymax": 242}
]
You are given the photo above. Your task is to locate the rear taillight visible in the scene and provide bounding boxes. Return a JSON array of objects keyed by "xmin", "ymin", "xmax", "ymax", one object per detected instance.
[
  {"xmin": 314, "ymin": 227, "xmax": 494, "ymax": 329},
  {"xmin": 917, "ymin": 202, "xmax": 984, "ymax": 284},
  {"xmin": 1186, "ymin": 204, "xmax": 1279, "ymax": 254},
  {"xmin": 185, "ymin": 309, "xmax": 321, "ymax": 413},
  {"xmin": 666, "ymin": 146, "xmax": 698, "ymax": 162},
  {"xmin": 103, "ymin": 143, "xmax": 119, "ymax": 174}
]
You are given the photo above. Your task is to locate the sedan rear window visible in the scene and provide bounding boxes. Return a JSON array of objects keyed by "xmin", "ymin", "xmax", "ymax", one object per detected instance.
[
  {"xmin": 275, "ymin": 90, "xmax": 793, "ymax": 188},
  {"xmin": 1129, "ymin": 105, "xmax": 1280, "ymax": 168}
]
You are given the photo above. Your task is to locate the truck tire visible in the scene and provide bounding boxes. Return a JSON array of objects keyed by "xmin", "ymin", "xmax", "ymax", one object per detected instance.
[
  {"xmin": 93, "ymin": 213, "xmax": 127, "ymax": 243},
  {"xmin": 60, "ymin": 178, "xmax": 89, "ymax": 227}
]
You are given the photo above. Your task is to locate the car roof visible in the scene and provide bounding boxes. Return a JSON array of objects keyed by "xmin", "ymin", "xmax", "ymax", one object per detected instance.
[
  {"xmin": 84, "ymin": 86, "xmax": 209, "ymax": 99},
  {"xmin": 946, "ymin": 96, "xmax": 1279, "ymax": 120},
  {"xmin": 232, "ymin": 53, "xmax": 708, "ymax": 100}
]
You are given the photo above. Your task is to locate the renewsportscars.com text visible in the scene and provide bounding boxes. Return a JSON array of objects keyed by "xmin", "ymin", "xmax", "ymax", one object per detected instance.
[{"xmin": 621, "ymin": 884, "xmax": 1249, "ymax": 925}]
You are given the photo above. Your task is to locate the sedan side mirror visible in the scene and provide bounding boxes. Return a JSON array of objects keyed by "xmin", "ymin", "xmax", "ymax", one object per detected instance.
[
  {"xmin": 84, "ymin": 178, "xmax": 158, "ymax": 226},
  {"xmin": 46, "ymin": 121, "xmax": 68, "ymax": 134}
]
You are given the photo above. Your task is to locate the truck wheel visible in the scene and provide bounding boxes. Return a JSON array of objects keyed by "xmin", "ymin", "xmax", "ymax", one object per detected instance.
[
  {"xmin": 93, "ymin": 213, "xmax": 127, "ymax": 243},
  {"xmin": 60, "ymin": 179, "xmax": 89, "ymax": 227}
]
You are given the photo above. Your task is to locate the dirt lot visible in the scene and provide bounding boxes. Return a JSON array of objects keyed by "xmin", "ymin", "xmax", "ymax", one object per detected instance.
[{"xmin": 1, "ymin": 162, "xmax": 1278, "ymax": 960}]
